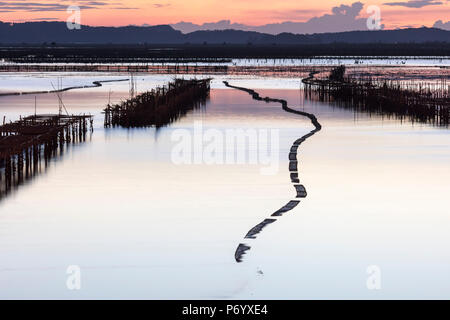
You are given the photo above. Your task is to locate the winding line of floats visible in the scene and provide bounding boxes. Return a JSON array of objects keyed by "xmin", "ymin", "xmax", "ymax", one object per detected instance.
[{"xmin": 223, "ymin": 79, "xmax": 322, "ymax": 262}]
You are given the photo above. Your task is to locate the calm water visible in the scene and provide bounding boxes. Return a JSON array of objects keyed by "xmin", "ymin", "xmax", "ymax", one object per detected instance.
[{"xmin": 0, "ymin": 73, "xmax": 449, "ymax": 299}]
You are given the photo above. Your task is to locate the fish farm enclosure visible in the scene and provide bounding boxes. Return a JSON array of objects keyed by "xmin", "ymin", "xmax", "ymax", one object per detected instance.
[{"xmin": 0, "ymin": 114, "xmax": 92, "ymax": 198}]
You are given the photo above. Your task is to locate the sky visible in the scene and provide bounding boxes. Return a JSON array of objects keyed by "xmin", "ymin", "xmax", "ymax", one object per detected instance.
[{"xmin": 0, "ymin": 0, "xmax": 448, "ymax": 32}]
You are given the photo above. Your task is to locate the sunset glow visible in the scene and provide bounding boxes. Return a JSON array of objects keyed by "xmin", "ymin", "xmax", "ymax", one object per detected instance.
[{"xmin": 0, "ymin": 0, "xmax": 448, "ymax": 30}]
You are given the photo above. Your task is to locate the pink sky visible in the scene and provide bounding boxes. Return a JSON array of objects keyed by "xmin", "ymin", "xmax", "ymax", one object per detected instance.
[{"xmin": 0, "ymin": 0, "xmax": 448, "ymax": 30}]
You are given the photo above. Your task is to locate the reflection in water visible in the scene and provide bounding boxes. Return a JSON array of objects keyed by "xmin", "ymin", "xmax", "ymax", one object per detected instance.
[
  {"xmin": 223, "ymin": 81, "xmax": 322, "ymax": 262},
  {"xmin": 0, "ymin": 137, "xmax": 91, "ymax": 201}
]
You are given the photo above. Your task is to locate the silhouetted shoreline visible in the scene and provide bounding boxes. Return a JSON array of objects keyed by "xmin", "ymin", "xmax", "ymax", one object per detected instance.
[{"xmin": 1, "ymin": 43, "xmax": 450, "ymax": 61}]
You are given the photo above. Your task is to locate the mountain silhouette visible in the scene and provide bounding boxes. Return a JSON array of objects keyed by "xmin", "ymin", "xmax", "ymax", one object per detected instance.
[{"xmin": 0, "ymin": 21, "xmax": 449, "ymax": 44}]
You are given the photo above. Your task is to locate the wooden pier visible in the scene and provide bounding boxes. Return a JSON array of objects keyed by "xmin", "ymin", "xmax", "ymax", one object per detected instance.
[
  {"xmin": 0, "ymin": 114, "xmax": 93, "ymax": 198},
  {"xmin": 104, "ymin": 78, "xmax": 211, "ymax": 128}
]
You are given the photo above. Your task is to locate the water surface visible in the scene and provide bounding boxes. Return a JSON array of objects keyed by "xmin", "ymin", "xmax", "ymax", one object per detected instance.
[{"xmin": 0, "ymin": 74, "xmax": 449, "ymax": 299}]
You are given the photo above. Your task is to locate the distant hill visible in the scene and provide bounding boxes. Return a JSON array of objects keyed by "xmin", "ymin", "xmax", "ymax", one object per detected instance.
[
  {"xmin": 0, "ymin": 22, "xmax": 184, "ymax": 44},
  {"xmin": 0, "ymin": 21, "xmax": 449, "ymax": 44}
]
